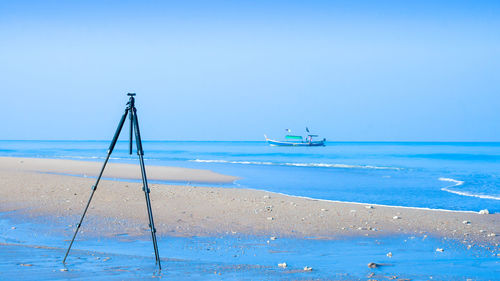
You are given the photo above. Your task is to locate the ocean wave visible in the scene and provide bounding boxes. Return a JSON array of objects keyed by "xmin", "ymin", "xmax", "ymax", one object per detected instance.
[
  {"xmin": 439, "ymin": 177, "xmax": 500, "ymax": 201},
  {"xmin": 56, "ymin": 155, "xmax": 156, "ymax": 161},
  {"xmin": 190, "ymin": 159, "xmax": 401, "ymax": 170},
  {"xmin": 438, "ymin": 177, "xmax": 464, "ymax": 186},
  {"xmin": 58, "ymin": 155, "xmax": 124, "ymax": 160},
  {"xmin": 405, "ymin": 153, "xmax": 500, "ymax": 162}
]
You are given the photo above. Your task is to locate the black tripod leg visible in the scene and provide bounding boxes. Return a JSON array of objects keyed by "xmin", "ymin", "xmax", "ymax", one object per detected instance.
[
  {"xmin": 63, "ymin": 108, "xmax": 129, "ymax": 264},
  {"xmin": 129, "ymin": 106, "xmax": 133, "ymax": 155},
  {"xmin": 131, "ymin": 108, "xmax": 162, "ymax": 270}
]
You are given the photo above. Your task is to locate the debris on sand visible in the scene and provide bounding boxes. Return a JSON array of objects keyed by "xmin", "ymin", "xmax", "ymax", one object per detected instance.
[
  {"xmin": 462, "ymin": 220, "xmax": 471, "ymax": 225},
  {"xmin": 393, "ymin": 216, "xmax": 401, "ymax": 220}
]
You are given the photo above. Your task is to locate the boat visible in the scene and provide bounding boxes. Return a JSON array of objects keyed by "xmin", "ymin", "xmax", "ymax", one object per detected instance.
[{"xmin": 264, "ymin": 128, "xmax": 326, "ymax": 146}]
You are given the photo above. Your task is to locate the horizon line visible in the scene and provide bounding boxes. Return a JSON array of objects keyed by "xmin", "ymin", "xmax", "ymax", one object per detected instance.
[{"xmin": 1, "ymin": 139, "xmax": 500, "ymax": 143}]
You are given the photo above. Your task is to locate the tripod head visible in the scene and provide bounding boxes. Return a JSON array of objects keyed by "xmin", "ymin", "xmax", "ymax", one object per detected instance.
[
  {"xmin": 127, "ymin": 93, "xmax": 136, "ymax": 106},
  {"xmin": 126, "ymin": 94, "xmax": 136, "ymax": 112}
]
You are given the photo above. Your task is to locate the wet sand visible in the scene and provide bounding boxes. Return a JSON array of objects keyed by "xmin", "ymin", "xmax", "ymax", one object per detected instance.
[
  {"xmin": 2, "ymin": 216, "xmax": 498, "ymax": 281},
  {"xmin": 0, "ymin": 157, "xmax": 498, "ymax": 247}
]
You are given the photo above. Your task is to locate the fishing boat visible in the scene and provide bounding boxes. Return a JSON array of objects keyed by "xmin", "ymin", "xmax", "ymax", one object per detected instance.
[{"xmin": 264, "ymin": 128, "xmax": 326, "ymax": 147}]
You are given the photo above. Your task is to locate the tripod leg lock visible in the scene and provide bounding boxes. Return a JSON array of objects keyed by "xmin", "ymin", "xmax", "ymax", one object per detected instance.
[
  {"xmin": 91, "ymin": 185, "xmax": 97, "ymax": 191},
  {"xmin": 76, "ymin": 223, "xmax": 81, "ymax": 228},
  {"xmin": 142, "ymin": 186, "xmax": 150, "ymax": 193},
  {"xmin": 149, "ymin": 224, "xmax": 156, "ymax": 233}
]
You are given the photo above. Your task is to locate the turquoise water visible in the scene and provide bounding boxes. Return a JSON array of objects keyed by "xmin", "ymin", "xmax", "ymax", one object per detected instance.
[{"xmin": 1, "ymin": 140, "xmax": 499, "ymax": 212}]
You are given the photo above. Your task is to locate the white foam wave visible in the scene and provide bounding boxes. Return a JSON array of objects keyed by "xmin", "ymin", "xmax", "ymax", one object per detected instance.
[
  {"xmin": 190, "ymin": 159, "xmax": 401, "ymax": 170},
  {"xmin": 438, "ymin": 177, "xmax": 464, "ymax": 186},
  {"xmin": 439, "ymin": 177, "xmax": 500, "ymax": 201},
  {"xmin": 57, "ymin": 155, "xmax": 153, "ymax": 161},
  {"xmin": 245, "ymin": 188, "xmax": 478, "ymax": 214}
]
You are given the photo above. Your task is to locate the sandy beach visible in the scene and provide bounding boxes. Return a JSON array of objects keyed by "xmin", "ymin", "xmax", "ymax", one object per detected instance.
[{"xmin": 0, "ymin": 157, "xmax": 498, "ymax": 249}]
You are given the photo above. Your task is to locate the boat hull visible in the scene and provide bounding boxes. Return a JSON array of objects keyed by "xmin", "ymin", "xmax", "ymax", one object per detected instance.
[{"xmin": 266, "ymin": 139, "xmax": 326, "ymax": 147}]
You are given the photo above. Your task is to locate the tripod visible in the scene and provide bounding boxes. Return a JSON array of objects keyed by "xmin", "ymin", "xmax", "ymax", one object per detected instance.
[{"xmin": 63, "ymin": 93, "xmax": 161, "ymax": 269}]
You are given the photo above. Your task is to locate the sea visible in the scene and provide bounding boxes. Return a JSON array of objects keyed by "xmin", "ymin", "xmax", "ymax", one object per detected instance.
[
  {"xmin": 1, "ymin": 140, "xmax": 499, "ymax": 213},
  {"xmin": 1, "ymin": 140, "xmax": 499, "ymax": 280}
]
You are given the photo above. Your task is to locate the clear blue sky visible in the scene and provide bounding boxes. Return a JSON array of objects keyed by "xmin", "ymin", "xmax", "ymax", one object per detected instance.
[{"xmin": 1, "ymin": 0, "xmax": 499, "ymax": 141}]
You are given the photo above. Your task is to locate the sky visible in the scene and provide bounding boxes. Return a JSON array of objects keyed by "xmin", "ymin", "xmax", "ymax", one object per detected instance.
[{"xmin": 1, "ymin": 0, "xmax": 499, "ymax": 141}]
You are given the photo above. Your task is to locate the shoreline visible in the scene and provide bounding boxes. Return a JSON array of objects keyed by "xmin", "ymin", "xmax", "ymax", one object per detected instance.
[
  {"xmin": 258, "ymin": 190, "xmax": 482, "ymax": 214},
  {"xmin": 34, "ymin": 172, "xmax": 485, "ymax": 214},
  {"xmin": 0, "ymin": 157, "xmax": 498, "ymax": 249},
  {"xmin": 0, "ymin": 156, "xmax": 238, "ymax": 184},
  {"xmin": 2, "ymin": 156, "xmax": 490, "ymax": 214}
]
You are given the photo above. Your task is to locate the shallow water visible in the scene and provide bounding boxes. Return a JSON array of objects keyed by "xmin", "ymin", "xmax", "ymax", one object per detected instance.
[
  {"xmin": 0, "ymin": 211, "xmax": 499, "ymax": 280},
  {"xmin": 1, "ymin": 140, "xmax": 499, "ymax": 212}
]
